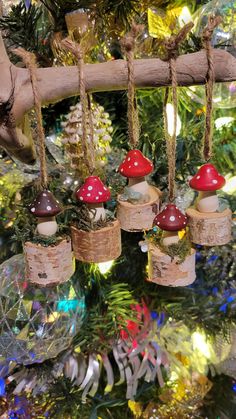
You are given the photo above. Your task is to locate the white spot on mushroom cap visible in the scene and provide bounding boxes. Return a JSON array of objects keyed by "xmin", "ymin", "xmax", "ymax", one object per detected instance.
[
  {"xmin": 157, "ymin": 221, "xmax": 160, "ymax": 225},
  {"xmin": 163, "ymin": 215, "xmax": 166, "ymax": 219},
  {"xmin": 207, "ymin": 168, "xmax": 211, "ymax": 173},
  {"xmin": 121, "ymin": 168, "xmax": 124, "ymax": 172},
  {"xmin": 96, "ymin": 196, "xmax": 99, "ymax": 200},
  {"xmin": 170, "ymin": 216, "xmax": 175, "ymax": 222},
  {"xmin": 31, "ymin": 207, "xmax": 35, "ymax": 213},
  {"xmin": 80, "ymin": 197, "xmax": 83, "ymax": 201},
  {"xmin": 179, "ymin": 215, "xmax": 181, "ymax": 218},
  {"xmin": 196, "ymin": 175, "xmax": 200, "ymax": 179},
  {"xmin": 87, "ymin": 193, "xmax": 91, "ymax": 197},
  {"xmin": 183, "ymin": 222, "xmax": 186, "ymax": 225},
  {"xmin": 38, "ymin": 202, "xmax": 40, "ymax": 204},
  {"xmin": 103, "ymin": 187, "xmax": 107, "ymax": 191},
  {"xmin": 212, "ymin": 179, "xmax": 218, "ymax": 184},
  {"xmin": 43, "ymin": 193, "xmax": 47, "ymax": 197},
  {"xmin": 134, "ymin": 162, "xmax": 138, "ymax": 166},
  {"xmin": 88, "ymin": 186, "xmax": 93, "ymax": 191},
  {"xmin": 99, "ymin": 192, "xmax": 102, "ymax": 195},
  {"xmin": 129, "ymin": 165, "xmax": 131, "ymax": 169},
  {"xmin": 127, "ymin": 157, "xmax": 131, "ymax": 161},
  {"xmin": 47, "ymin": 206, "xmax": 52, "ymax": 211}
]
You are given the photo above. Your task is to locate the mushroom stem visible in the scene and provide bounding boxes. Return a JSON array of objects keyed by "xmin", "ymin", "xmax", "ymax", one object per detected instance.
[
  {"xmin": 162, "ymin": 231, "xmax": 180, "ymax": 246},
  {"xmin": 128, "ymin": 177, "xmax": 150, "ymax": 195},
  {"xmin": 37, "ymin": 216, "xmax": 58, "ymax": 237},
  {"xmin": 197, "ymin": 191, "xmax": 219, "ymax": 213},
  {"xmin": 88, "ymin": 203, "xmax": 106, "ymax": 222}
]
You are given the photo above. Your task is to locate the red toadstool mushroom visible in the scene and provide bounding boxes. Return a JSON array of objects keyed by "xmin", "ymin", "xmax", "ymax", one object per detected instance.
[
  {"xmin": 29, "ymin": 190, "xmax": 62, "ymax": 236},
  {"xmin": 189, "ymin": 163, "xmax": 226, "ymax": 213},
  {"xmin": 118, "ymin": 149, "xmax": 153, "ymax": 196},
  {"xmin": 75, "ymin": 176, "xmax": 111, "ymax": 221},
  {"xmin": 153, "ymin": 204, "xmax": 187, "ymax": 246}
]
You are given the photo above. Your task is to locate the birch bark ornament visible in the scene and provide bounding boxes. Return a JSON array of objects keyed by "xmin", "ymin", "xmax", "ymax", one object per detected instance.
[
  {"xmin": 72, "ymin": 177, "xmax": 121, "ymax": 262},
  {"xmin": 117, "ymin": 25, "xmax": 161, "ymax": 232},
  {"xmin": 62, "ymin": 39, "xmax": 121, "ymax": 263},
  {"xmin": 186, "ymin": 16, "xmax": 232, "ymax": 246},
  {"xmin": 146, "ymin": 23, "xmax": 196, "ymax": 287},
  {"xmin": 147, "ymin": 205, "xmax": 196, "ymax": 286},
  {"xmin": 13, "ymin": 48, "xmax": 74, "ymax": 286}
]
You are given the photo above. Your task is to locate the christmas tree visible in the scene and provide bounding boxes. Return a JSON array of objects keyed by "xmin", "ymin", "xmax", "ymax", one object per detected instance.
[{"xmin": 0, "ymin": 1, "xmax": 236, "ymax": 418}]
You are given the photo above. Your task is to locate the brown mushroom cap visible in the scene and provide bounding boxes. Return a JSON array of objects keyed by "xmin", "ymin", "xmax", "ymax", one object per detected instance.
[
  {"xmin": 75, "ymin": 176, "xmax": 111, "ymax": 204},
  {"xmin": 153, "ymin": 204, "xmax": 187, "ymax": 231},
  {"xmin": 29, "ymin": 190, "xmax": 62, "ymax": 217},
  {"xmin": 119, "ymin": 149, "xmax": 153, "ymax": 178}
]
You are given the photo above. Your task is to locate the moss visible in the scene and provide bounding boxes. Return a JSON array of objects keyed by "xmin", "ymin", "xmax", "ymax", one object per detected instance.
[{"xmin": 146, "ymin": 228, "xmax": 192, "ymax": 264}]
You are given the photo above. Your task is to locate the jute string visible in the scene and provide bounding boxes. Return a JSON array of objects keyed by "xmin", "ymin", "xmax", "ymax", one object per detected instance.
[
  {"xmin": 202, "ymin": 15, "xmax": 222, "ymax": 161},
  {"xmin": 61, "ymin": 38, "xmax": 94, "ymax": 174},
  {"xmin": 121, "ymin": 24, "xmax": 143, "ymax": 149},
  {"xmin": 13, "ymin": 48, "xmax": 48, "ymax": 188},
  {"xmin": 163, "ymin": 22, "xmax": 193, "ymax": 202}
]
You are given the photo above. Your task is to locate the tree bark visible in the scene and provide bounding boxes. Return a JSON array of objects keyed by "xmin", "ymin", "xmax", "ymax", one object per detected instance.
[{"xmin": 1, "ymin": 29, "xmax": 236, "ymax": 163}]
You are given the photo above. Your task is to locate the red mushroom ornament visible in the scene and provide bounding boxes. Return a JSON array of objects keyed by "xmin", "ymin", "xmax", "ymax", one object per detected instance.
[
  {"xmin": 75, "ymin": 176, "xmax": 111, "ymax": 222},
  {"xmin": 119, "ymin": 149, "xmax": 153, "ymax": 196},
  {"xmin": 189, "ymin": 163, "xmax": 225, "ymax": 213},
  {"xmin": 29, "ymin": 190, "xmax": 62, "ymax": 237},
  {"xmin": 153, "ymin": 204, "xmax": 187, "ymax": 246}
]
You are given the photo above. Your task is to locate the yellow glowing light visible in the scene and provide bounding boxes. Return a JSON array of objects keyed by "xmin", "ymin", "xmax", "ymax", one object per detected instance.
[
  {"xmin": 178, "ymin": 7, "xmax": 192, "ymax": 26},
  {"xmin": 222, "ymin": 176, "xmax": 236, "ymax": 195},
  {"xmin": 192, "ymin": 331, "xmax": 211, "ymax": 359},
  {"xmin": 98, "ymin": 260, "xmax": 114, "ymax": 274},
  {"xmin": 166, "ymin": 103, "xmax": 181, "ymax": 137}
]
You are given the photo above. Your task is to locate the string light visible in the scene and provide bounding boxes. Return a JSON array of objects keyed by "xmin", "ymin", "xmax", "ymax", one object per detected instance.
[
  {"xmin": 215, "ymin": 116, "xmax": 234, "ymax": 130},
  {"xmin": 97, "ymin": 260, "xmax": 114, "ymax": 274},
  {"xmin": 178, "ymin": 7, "xmax": 192, "ymax": 26},
  {"xmin": 192, "ymin": 331, "xmax": 212, "ymax": 359},
  {"xmin": 222, "ymin": 175, "xmax": 236, "ymax": 194},
  {"xmin": 166, "ymin": 103, "xmax": 182, "ymax": 137}
]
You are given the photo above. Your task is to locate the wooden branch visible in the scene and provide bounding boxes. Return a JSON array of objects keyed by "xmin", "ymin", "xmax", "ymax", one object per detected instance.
[{"xmin": 1, "ymin": 28, "xmax": 236, "ymax": 164}]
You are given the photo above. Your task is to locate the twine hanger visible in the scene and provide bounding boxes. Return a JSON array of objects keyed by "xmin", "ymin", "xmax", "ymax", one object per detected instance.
[
  {"xmin": 163, "ymin": 22, "xmax": 193, "ymax": 203},
  {"xmin": 13, "ymin": 48, "xmax": 48, "ymax": 189},
  {"xmin": 202, "ymin": 15, "xmax": 222, "ymax": 162},
  {"xmin": 61, "ymin": 38, "xmax": 95, "ymax": 175},
  {"xmin": 121, "ymin": 23, "xmax": 143, "ymax": 149}
]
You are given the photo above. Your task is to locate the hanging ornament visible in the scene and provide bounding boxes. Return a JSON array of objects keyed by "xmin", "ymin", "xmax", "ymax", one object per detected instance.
[
  {"xmin": 117, "ymin": 25, "xmax": 162, "ymax": 232},
  {"xmin": 191, "ymin": 0, "xmax": 236, "ymax": 109},
  {"xmin": 186, "ymin": 164, "xmax": 232, "ymax": 246},
  {"xmin": 71, "ymin": 176, "xmax": 121, "ymax": 263},
  {"xmin": 61, "ymin": 100, "xmax": 113, "ymax": 177},
  {"xmin": 0, "ymin": 254, "xmax": 85, "ymax": 365},
  {"xmin": 61, "ymin": 39, "xmax": 121, "ymax": 264},
  {"xmin": 13, "ymin": 48, "xmax": 74, "ymax": 286},
  {"xmin": 146, "ymin": 24, "xmax": 196, "ymax": 287},
  {"xmin": 186, "ymin": 16, "xmax": 232, "ymax": 246},
  {"xmin": 147, "ymin": 204, "xmax": 196, "ymax": 286}
]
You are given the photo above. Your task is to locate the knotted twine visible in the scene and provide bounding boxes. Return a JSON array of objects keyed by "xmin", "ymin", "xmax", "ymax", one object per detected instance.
[
  {"xmin": 202, "ymin": 15, "xmax": 222, "ymax": 161},
  {"xmin": 163, "ymin": 22, "xmax": 193, "ymax": 202},
  {"xmin": 121, "ymin": 24, "xmax": 143, "ymax": 149},
  {"xmin": 61, "ymin": 38, "xmax": 95, "ymax": 175},
  {"xmin": 13, "ymin": 48, "xmax": 48, "ymax": 188}
]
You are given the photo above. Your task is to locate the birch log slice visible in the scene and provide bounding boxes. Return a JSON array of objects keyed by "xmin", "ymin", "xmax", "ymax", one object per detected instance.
[
  {"xmin": 71, "ymin": 219, "xmax": 121, "ymax": 263},
  {"xmin": 186, "ymin": 207, "xmax": 232, "ymax": 246},
  {"xmin": 147, "ymin": 244, "xmax": 196, "ymax": 287},
  {"xmin": 24, "ymin": 238, "xmax": 75, "ymax": 286},
  {"xmin": 117, "ymin": 186, "xmax": 162, "ymax": 232}
]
